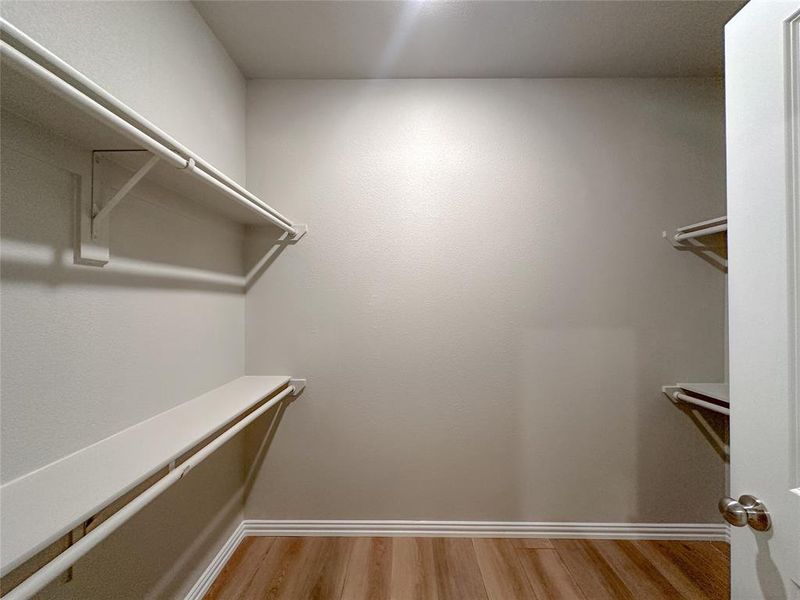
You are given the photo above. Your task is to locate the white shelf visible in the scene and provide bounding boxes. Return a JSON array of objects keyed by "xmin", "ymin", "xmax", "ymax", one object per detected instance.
[
  {"xmin": 0, "ymin": 375, "xmax": 290, "ymax": 576},
  {"xmin": 663, "ymin": 382, "xmax": 729, "ymax": 417},
  {"xmin": 677, "ymin": 382, "xmax": 729, "ymax": 404},
  {"xmin": 0, "ymin": 64, "xmax": 266, "ymax": 225},
  {"xmin": 674, "ymin": 216, "xmax": 728, "ymax": 236}
]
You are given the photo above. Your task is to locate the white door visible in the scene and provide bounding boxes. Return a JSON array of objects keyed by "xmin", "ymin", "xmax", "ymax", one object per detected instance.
[{"xmin": 726, "ymin": 1, "xmax": 800, "ymax": 598}]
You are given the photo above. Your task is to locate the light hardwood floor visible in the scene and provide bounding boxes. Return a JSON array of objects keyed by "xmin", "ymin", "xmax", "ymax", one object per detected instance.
[{"xmin": 203, "ymin": 537, "xmax": 730, "ymax": 599}]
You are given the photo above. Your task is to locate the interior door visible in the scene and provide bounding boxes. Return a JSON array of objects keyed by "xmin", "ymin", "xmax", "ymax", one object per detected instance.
[{"xmin": 726, "ymin": 1, "xmax": 800, "ymax": 598}]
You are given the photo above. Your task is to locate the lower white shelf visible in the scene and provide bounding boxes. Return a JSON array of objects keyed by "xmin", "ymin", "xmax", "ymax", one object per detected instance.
[
  {"xmin": 662, "ymin": 383, "xmax": 730, "ymax": 416},
  {"xmin": 0, "ymin": 375, "xmax": 291, "ymax": 577}
]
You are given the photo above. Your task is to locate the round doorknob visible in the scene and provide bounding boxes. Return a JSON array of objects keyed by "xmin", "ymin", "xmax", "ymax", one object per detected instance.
[{"xmin": 718, "ymin": 495, "xmax": 771, "ymax": 531}]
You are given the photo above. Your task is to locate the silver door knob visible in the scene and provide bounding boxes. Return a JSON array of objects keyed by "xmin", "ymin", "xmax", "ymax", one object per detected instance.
[{"xmin": 718, "ymin": 495, "xmax": 771, "ymax": 531}]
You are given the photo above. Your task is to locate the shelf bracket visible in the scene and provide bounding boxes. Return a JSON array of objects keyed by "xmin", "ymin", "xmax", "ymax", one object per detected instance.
[
  {"xmin": 289, "ymin": 378, "xmax": 306, "ymax": 395},
  {"xmin": 287, "ymin": 224, "xmax": 308, "ymax": 243},
  {"xmin": 662, "ymin": 231, "xmax": 726, "ymax": 252},
  {"xmin": 662, "ymin": 231, "xmax": 728, "ymax": 271},
  {"xmin": 663, "ymin": 385, "xmax": 729, "ymax": 457},
  {"xmin": 92, "ymin": 153, "xmax": 160, "ymax": 237},
  {"xmin": 79, "ymin": 150, "xmax": 159, "ymax": 265}
]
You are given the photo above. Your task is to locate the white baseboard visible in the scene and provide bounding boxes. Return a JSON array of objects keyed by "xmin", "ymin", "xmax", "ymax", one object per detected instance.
[
  {"xmin": 242, "ymin": 519, "xmax": 729, "ymax": 541},
  {"xmin": 185, "ymin": 519, "xmax": 729, "ymax": 599},
  {"xmin": 184, "ymin": 521, "xmax": 247, "ymax": 600}
]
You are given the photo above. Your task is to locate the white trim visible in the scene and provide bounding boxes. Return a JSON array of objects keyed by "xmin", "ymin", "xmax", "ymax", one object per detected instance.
[
  {"xmin": 788, "ymin": 7, "xmax": 800, "ymax": 509},
  {"xmin": 183, "ymin": 521, "xmax": 247, "ymax": 600},
  {"xmin": 788, "ymin": 12, "xmax": 800, "ymax": 591},
  {"xmin": 241, "ymin": 519, "xmax": 727, "ymax": 541}
]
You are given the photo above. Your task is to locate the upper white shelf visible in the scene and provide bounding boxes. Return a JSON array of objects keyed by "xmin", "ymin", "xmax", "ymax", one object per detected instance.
[
  {"xmin": 0, "ymin": 375, "xmax": 290, "ymax": 577},
  {"xmin": 667, "ymin": 215, "xmax": 727, "ymax": 244},
  {"xmin": 0, "ymin": 55, "xmax": 271, "ymax": 226},
  {"xmin": 662, "ymin": 382, "xmax": 729, "ymax": 417},
  {"xmin": 0, "ymin": 19, "xmax": 305, "ymax": 239},
  {"xmin": 674, "ymin": 216, "xmax": 728, "ymax": 240},
  {"xmin": 677, "ymin": 382, "xmax": 729, "ymax": 404}
]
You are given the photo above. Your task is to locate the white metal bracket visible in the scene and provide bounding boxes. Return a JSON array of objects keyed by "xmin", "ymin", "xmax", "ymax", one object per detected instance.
[
  {"xmin": 661, "ymin": 230, "xmax": 725, "ymax": 251},
  {"xmin": 289, "ymin": 378, "xmax": 306, "ymax": 395},
  {"xmin": 663, "ymin": 385, "xmax": 729, "ymax": 457},
  {"xmin": 662, "ymin": 231, "xmax": 728, "ymax": 271},
  {"xmin": 661, "ymin": 385, "xmax": 682, "ymax": 404},
  {"xmin": 92, "ymin": 153, "xmax": 159, "ymax": 238},
  {"xmin": 286, "ymin": 224, "xmax": 308, "ymax": 243},
  {"xmin": 79, "ymin": 150, "xmax": 159, "ymax": 265}
]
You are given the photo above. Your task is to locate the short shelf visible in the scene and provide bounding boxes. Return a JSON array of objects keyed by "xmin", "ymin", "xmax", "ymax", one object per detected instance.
[
  {"xmin": 676, "ymin": 382, "xmax": 728, "ymax": 404},
  {"xmin": 662, "ymin": 383, "xmax": 729, "ymax": 416},
  {"xmin": 0, "ymin": 376, "xmax": 291, "ymax": 576},
  {"xmin": 673, "ymin": 216, "xmax": 728, "ymax": 242}
]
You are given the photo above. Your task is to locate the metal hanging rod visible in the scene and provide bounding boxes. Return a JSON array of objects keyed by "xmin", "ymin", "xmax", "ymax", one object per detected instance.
[
  {"xmin": 674, "ymin": 223, "xmax": 728, "ymax": 242},
  {"xmin": 0, "ymin": 19, "xmax": 303, "ymax": 238},
  {"xmin": 2, "ymin": 384, "xmax": 298, "ymax": 600},
  {"xmin": 0, "ymin": 41, "xmax": 186, "ymax": 168},
  {"xmin": 671, "ymin": 391, "xmax": 730, "ymax": 416},
  {"xmin": 671, "ymin": 215, "xmax": 728, "ymax": 243}
]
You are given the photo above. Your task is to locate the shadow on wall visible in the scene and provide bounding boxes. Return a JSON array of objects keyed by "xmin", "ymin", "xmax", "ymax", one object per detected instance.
[
  {"xmin": 681, "ymin": 406, "xmax": 728, "ymax": 461},
  {"xmin": 26, "ymin": 440, "xmax": 246, "ymax": 600},
  {"xmin": 512, "ymin": 325, "xmax": 727, "ymax": 524},
  {"xmin": 242, "ymin": 392, "xmax": 302, "ymax": 502},
  {"xmin": 1, "ymin": 114, "xmax": 294, "ymax": 294},
  {"xmin": 668, "ymin": 231, "xmax": 727, "ymax": 274},
  {"xmin": 243, "ymin": 225, "xmax": 292, "ymax": 292},
  {"xmin": 0, "ymin": 145, "xmax": 241, "ymax": 293},
  {"xmin": 0, "ymin": 114, "xmax": 257, "ymax": 596}
]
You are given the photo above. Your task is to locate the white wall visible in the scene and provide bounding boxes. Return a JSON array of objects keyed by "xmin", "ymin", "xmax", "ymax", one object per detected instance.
[
  {"xmin": 0, "ymin": 2, "xmax": 248, "ymax": 597},
  {"xmin": 244, "ymin": 78, "xmax": 728, "ymax": 524}
]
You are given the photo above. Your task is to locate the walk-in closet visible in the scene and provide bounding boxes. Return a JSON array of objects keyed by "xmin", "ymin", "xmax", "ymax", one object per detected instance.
[{"xmin": 1, "ymin": 1, "xmax": 798, "ymax": 599}]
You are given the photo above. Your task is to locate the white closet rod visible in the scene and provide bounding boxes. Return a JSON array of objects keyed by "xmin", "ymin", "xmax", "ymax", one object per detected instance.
[
  {"xmin": 0, "ymin": 19, "xmax": 298, "ymax": 237},
  {"xmin": 0, "ymin": 41, "xmax": 186, "ymax": 168},
  {"xmin": 2, "ymin": 385, "xmax": 295, "ymax": 600},
  {"xmin": 673, "ymin": 223, "xmax": 727, "ymax": 242},
  {"xmin": 672, "ymin": 391, "xmax": 730, "ymax": 416}
]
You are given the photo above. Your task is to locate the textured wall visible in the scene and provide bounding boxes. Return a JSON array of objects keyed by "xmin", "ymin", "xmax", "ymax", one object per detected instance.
[
  {"xmin": 243, "ymin": 78, "xmax": 728, "ymax": 524},
  {"xmin": 0, "ymin": 2, "xmax": 248, "ymax": 597}
]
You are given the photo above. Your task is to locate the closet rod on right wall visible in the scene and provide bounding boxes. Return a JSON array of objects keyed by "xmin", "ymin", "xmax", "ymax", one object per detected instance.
[{"xmin": 669, "ymin": 215, "xmax": 728, "ymax": 243}]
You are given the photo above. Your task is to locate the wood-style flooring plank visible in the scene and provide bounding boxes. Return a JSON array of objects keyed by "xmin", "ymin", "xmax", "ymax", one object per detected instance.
[
  {"xmin": 552, "ymin": 539, "xmax": 634, "ymax": 600},
  {"xmin": 431, "ymin": 537, "xmax": 488, "ymax": 600},
  {"xmin": 340, "ymin": 537, "xmax": 392, "ymax": 600},
  {"xmin": 268, "ymin": 537, "xmax": 350, "ymax": 599},
  {"xmin": 241, "ymin": 536, "xmax": 306, "ymax": 599},
  {"xmin": 649, "ymin": 540, "xmax": 729, "ymax": 600},
  {"xmin": 710, "ymin": 541, "xmax": 730, "ymax": 560},
  {"xmin": 513, "ymin": 538, "xmax": 555, "ymax": 549},
  {"xmin": 203, "ymin": 537, "xmax": 274, "ymax": 600},
  {"xmin": 517, "ymin": 548, "xmax": 586, "ymax": 600},
  {"xmin": 682, "ymin": 540, "xmax": 731, "ymax": 575},
  {"xmin": 588, "ymin": 540, "xmax": 682, "ymax": 600},
  {"xmin": 473, "ymin": 538, "xmax": 539, "ymax": 600},
  {"xmin": 307, "ymin": 537, "xmax": 354, "ymax": 600},
  {"xmin": 391, "ymin": 537, "xmax": 438, "ymax": 600},
  {"xmin": 632, "ymin": 540, "xmax": 724, "ymax": 600}
]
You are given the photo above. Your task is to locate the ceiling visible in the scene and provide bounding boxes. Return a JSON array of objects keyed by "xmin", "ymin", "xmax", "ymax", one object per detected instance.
[{"xmin": 193, "ymin": 0, "xmax": 746, "ymax": 80}]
